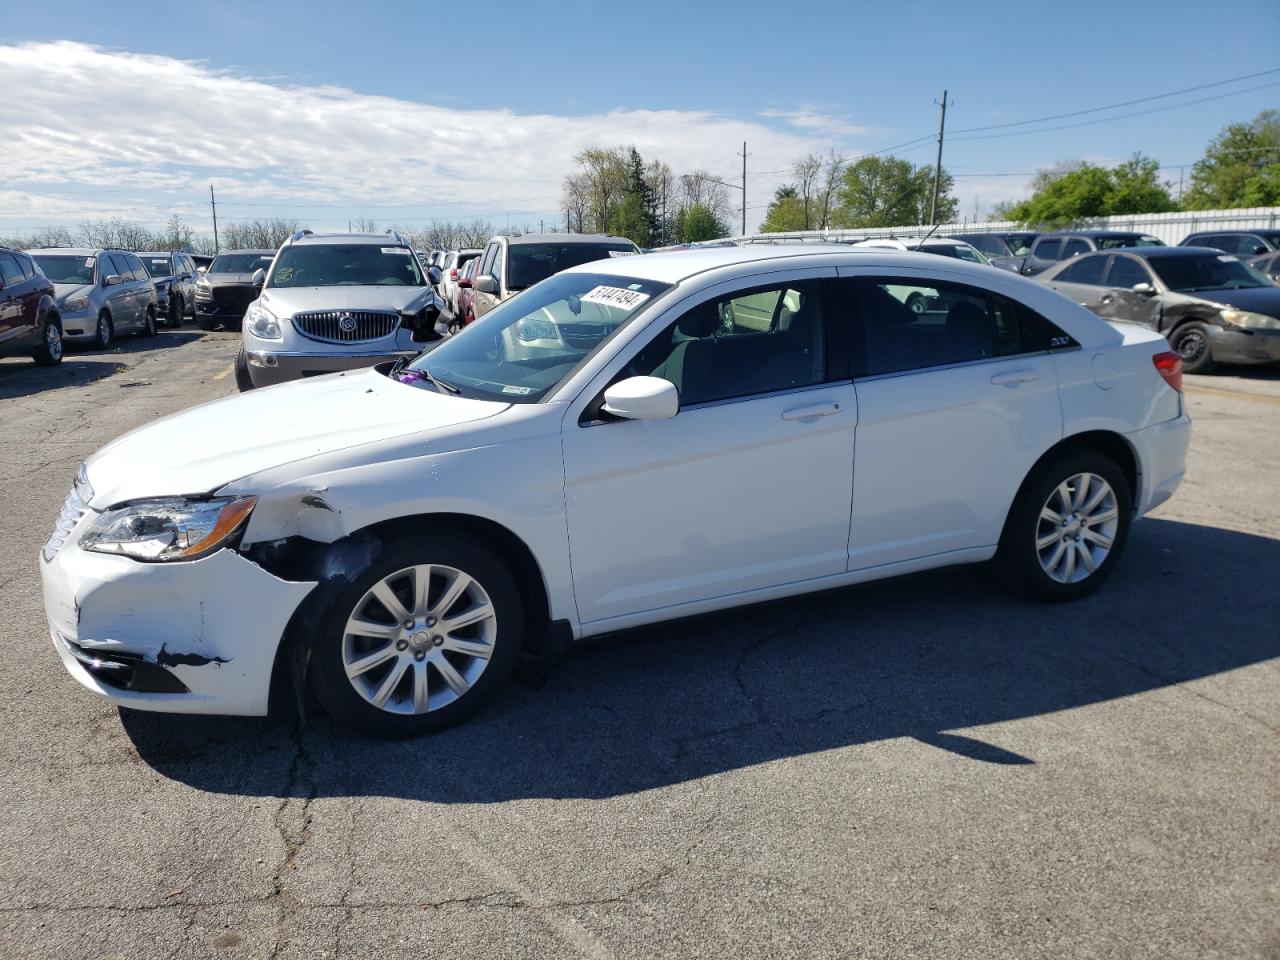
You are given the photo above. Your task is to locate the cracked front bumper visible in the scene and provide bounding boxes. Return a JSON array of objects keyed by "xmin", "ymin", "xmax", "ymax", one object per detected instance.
[{"xmin": 41, "ymin": 540, "xmax": 317, "ymax": 716}]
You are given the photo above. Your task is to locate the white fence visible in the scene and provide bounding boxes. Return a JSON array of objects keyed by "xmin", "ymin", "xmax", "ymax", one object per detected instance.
[{"xmin": 731, "ymin": 206, "xmax": 1280, "ymax": 248}]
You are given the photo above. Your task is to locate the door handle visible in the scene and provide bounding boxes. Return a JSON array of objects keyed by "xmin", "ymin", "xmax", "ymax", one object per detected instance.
[
  {"xmin": 1100, "ymin": 294, "xmax": 1115, "ymax": 304},
  {"xmin": 781, "ymin": 401, "xmax": 842, "ymax": 421},
  {"xmin": 990, "ymin": 370, "xmax": 1038, "ymax": 388}
]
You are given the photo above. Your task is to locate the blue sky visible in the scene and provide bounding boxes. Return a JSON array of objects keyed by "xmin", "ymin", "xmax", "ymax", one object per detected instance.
[{"xmin": 1, "ymin": 0, "xmax": 1277, "ymax": 236}]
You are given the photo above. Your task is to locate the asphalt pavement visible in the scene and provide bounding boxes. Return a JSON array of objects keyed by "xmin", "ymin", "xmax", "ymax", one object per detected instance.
[{"xmin": 0, "ymin": 331, "xmax": 1276, "ymax": 959}]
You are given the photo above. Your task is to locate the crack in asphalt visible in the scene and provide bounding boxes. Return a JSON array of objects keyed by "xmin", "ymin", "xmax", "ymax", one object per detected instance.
[{"xmin": 267, "ymin": 723, "xmax": 318, "ymax": 959}]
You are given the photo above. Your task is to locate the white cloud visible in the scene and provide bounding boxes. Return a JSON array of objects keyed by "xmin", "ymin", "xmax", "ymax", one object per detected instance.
[
  {"xmin": 0, "ymin": 41, "xmax": 853, "ymax": 231},
  {"xmin": 760, "ymin": 107, "xmax": 875, "ymax": 139}
]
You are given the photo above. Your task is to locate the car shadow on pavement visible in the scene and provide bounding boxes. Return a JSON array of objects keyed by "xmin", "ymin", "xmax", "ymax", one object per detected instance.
[
  {"xmin": 0, "ymin": 331, "xmax": 208, "ymax": 400},
  {"xmin": 121, "ymin": 516, "xmax": 1280, "ymax": 802}
]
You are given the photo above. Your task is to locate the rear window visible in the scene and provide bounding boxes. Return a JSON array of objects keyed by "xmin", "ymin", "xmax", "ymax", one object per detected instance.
[
  {"xmin": 1098, "ymin": 235, "xmax": 1163, "ymax": 250},
  {"xmin": 507, "ymin": 242, "xmax": 638, "ymax": 291}
]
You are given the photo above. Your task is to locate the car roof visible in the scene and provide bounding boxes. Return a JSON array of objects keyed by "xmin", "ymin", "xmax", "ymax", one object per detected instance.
[
  {"xmin": 560, "ymin": 243, "xmax": 1007, "ymax": 285},
  {"xmin": 1185, "ymin": 229, "xmax": 1280, "ymax": 236},
  {"xmin": 504, "ymin": 233, "xmax": 636, "ymax": 247},
  {"xmin": 289, "ymin": 232, "xmax": 408, "ymax": 246},
  {"xmin": 138, "ymin": 250, "xmax": 182, "ymax": 257},
  {"xmin": 1039, "ymin": 230, "xmax": 1154, "ymax": 239},
  {"xmin": 1105, "ymin": 245, "xmax": 1247, "ymax": 260},
  {"xmin": 216, "ymin": 248, "xmax": 277, "ymax": 256},
  {"xmin": 28, "ymin": 247, "xmax": 108, "ymax": 256}
]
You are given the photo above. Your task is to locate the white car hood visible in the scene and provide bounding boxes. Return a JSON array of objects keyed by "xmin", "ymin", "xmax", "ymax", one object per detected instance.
[{"xmin": 84, "ymin": 369, "xmax": 508, "ymax": 507}]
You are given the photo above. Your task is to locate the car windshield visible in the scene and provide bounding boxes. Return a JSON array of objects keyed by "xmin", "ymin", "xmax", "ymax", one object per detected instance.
[
  {"xmin": 210, "ymin": 253, "xmax": 275, "ymax": 273},
  {"xmin": 31, "ymin": 254, "xmax": 95, "ymax": 284},
  {"xmin": 400, "ymin": 271, "xmax": 670, "ymax": 403},
  {"xmin": 143, "ymin": 256, "xmax": 173, "ymax": 277},
  {"xmin": 1150, "ymin": 254, "xmax": 1274, "ymax": 292},
  {"xmin": 507, "ymin": 242, "xmax": 638, "ymax": 291},
  {"xmin": 268, "ymin": 243, "xmax": 424, "ymax": 287},
  {"xmin": 1097, "ymin": 235, "xmax": 1163, "ymax": 249}
]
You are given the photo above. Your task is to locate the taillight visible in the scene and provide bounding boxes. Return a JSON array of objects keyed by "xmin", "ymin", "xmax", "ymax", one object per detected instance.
[
  {"xmin": 1152, "ymin": 350, "xmax": 1182, "ymax": 393},
  {"xmin": 450, "ymin": 269, "xmax": 458, "ymax": 279}
]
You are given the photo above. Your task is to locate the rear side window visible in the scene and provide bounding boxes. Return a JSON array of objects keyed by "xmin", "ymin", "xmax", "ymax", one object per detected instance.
[
  {"xmin": 0, "ymin": 253, "xmax": 23, "ymax": 286},
  {"xmin": 1034, "ymin": 239, "xmax": 1061, "ymax": 261},
  {"xmin": 853, "ymin": 278, "xmax": 1075, "ymax": 377},
  {"xmin": 17, "ymin": 253, "xmax": 36, "ymax": 279},
  {"xmin": 1105, "ymin": 256, "xmax": 1152, "ymax": 288},
  {"xmin": 1057, "ymin": 255, "xmax": 1107, "ymax": 285},
  {"xmin": 126, "ymin": 254, "xmax": 149, "ymax": 281}
]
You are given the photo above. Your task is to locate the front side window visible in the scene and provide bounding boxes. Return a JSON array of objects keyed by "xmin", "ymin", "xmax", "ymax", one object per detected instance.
[
  {"xmin": 1006, "ymin": 233, "xmax": 1037, "ymax": 256},
  {"xmin": 506, "ymin": 242, "xmax": 638, "ymax": 291},
  {"xmin": 478, "ymin": 243, "xmax": 497, "ymax": 279},
  {"xmin": 268, "ymin": 243, "xmax": 424, "ymax": 288},
  {"xmin": 107, "ymin": 254, "xmax": 132, "ymax": 280},
  {"xmin": 1058, "ymin": 255, "xmax": 1107, "ymax": 285},
  {"xmin": 855, "ymin": 278, "xmax": 1069, "ymax": 377},
  {"xmin": 1062, "ymin": 238, "xmax": 1091, "ymax": 258},
  {"xmin": 624, "ymin": 279, "xmax": 826, "ymax": 406},
  {"xmin": 32, "ymin": 254, "xmax": 96, "ymax": 284},
  {"xmin": 403, "ymin": 272, "xmax": 670, "ymax": 403},
  {"xmin": 1148, "ymin": 254, "xmax": 1271, "ymax": 292},
  {"xmin": 1034, "ymin": 239, "xmax": 1062, "ymax": 261},
  {"xmin": 1105, "ymin": 256, "xmax": 1153, "ymax": 288},
  {"xmin": 127, "ymin": 254, "xmax": 150, "ymax": 281}
]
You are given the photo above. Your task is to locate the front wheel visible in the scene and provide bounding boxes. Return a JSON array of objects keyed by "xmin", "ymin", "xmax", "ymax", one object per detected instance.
[
  {"xmin": 1169, "ymin": 322, "xmax": 1216, "ymax": 375},
  {"xmin": 234, "ymin": 347, "xmax": 255, "ymax": 392},
  {"xmin": 93, "ymin": 311, "xmax": 113, "ymax": 349},
  {"xmin": 168, "ymin": 296, "xmax": 182, "ymax": 327},
  {"xmin": 142, "ymin": 306, "xmax": 157, "ymax": 337},
  {"xmin": 33, "ymin": 317, "xmax": 63, "ymax": 366},
  {"xmin": 996, "ymin": 449, "xmax": 1132, "ymax": 601},
  {"xmin": 309, "ymin": 534, "xmax": 524, "ymax": 736}
]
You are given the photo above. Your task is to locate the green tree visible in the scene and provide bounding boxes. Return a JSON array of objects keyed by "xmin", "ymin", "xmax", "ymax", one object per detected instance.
[
  {"xmin": 760, "ymin": 185, "xmax": 808, "ymax": 232},
  {"xmin": 1183, "ymin": 110, "xmax": 1280, "ymax": 210},
  {"xmin": 1004, "ymin": 154, "xmax": 1175, "ymax": 226},
  {"xmin": 680, "ymin": 204, "xmax": 727, "ymax": 243},
  {"xmin": 830, "ymin": 155, "xmax": 956, "ymax": 228}
]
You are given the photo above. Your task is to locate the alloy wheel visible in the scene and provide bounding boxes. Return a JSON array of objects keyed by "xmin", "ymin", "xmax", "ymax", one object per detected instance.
[
  {"xmin": 46, "ymin": 323, "xmax": 62, "ymax": 360},
  {"xmin": 1035, "ymin": 472, "xmax": 1119, "ymax": 584},
  {"xmin": 342, "ymin": 564, "xmax": 497, "ymax": 715},
  {"xmin": 97, "ymin": 315, "xmax": 111, "ymax": 348}
]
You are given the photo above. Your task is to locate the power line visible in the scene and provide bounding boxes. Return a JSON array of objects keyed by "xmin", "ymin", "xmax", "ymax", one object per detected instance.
[
  {"xmin": 951, "ymin": 81, "xmax": 1280, "ymax": 142},
  {"xmin": 950, "ymin": 66, "xmax": 1280, "ymax": 135}
]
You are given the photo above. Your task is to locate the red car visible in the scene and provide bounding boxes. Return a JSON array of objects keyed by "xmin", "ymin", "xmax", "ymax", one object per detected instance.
[
  {"xmin": 451, "ymin": 256, "xmax": 478, "ymax": 333},
  {"xmin": 0, "ymin": 246, "xmax": 62, "ymax": 366}
]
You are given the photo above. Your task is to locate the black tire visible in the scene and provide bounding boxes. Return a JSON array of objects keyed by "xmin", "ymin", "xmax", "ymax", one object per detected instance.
[
  {"xmin": 1169, "ymin": 321, "xmax": 1216, "ymax": 375},
  {"xmin": 995, "ymin": 448, "xmax": 1132, "ymax": 602},
  {"xmin": 142, "ymin": 306, "xmax": 157, "ymax": 337},
  {"xmin": 33, "ymin": 315, "xmax": 63, "ymax": 367},
  {"xmin": 309, "ymin": 532, "xmax": 524, "ymax": 737},
  {"xmin": 93, "ymin": 311, "xmax": 113, "ymax": 350},
  {"xmin": 906, "ymin": 292, "xmax": 927, "ymax": 315},
  {"xmin": 168, "ymin": 295, "xmax": 182, "ymax": 328},
  {"xmin": 234, "ymin": 347, "xmax": 256, "ymax": 392},
  {"xmin": 197, "ymin": 315, "xmax": 217, "ymax": 331}
]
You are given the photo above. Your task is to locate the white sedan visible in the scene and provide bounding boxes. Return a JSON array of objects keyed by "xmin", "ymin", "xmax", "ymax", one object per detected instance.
[{"xmin": 40, "ymin": 246, "xmax": 1191, "ymax": 736}]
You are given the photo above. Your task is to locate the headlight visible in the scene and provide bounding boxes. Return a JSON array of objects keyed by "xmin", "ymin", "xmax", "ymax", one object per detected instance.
[
  {"xmin": 80, "ymin": 496, "xmax": 257, "ymax": 562},
  {"xmin": 195, "ymin": 280, "xmax": 212, "ymax": 299},
  {"xmin": 246, "ymin": 303, "xmax": 283, "ymax": 339},
  {"xmin": 63, "ymin": 295, "xmax": 89, "ymax": 312},
  {"xmin": 1220, "ymin": 309, "xmax": 1280, "ymax": 330}
]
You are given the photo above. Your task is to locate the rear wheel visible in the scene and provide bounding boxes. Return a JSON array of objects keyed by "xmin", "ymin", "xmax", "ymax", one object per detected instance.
[
  {"xmin": 33, "ymin": 316, "xmax": 63, "ymax": 366},
  {"xmin": 1169, "ymin": 322, "xmax": 1216, "ymax": 375},
  {"xmin": 93, "ymin": 311, "xmax": 113, "ymax": 349},
  {"xmin": 309, "ymin": 534, "xmax": 524, "ymax": 737},
  {"xmin": 996, "ymin": 449, "xmax": 1132, "ymax": 601},
  {"xmin": 197, "ymin": 315, "xmax": 217, "ymax": 331},
  {"xmin": 906, "ymin": 291, "xmax": 927, "ymax": 315}
]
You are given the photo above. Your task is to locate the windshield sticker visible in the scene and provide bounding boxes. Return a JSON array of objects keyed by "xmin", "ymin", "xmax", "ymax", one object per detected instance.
[
  {"xmin": 274, "ymin": 267, "xmax": 294, "ymax": 283},
  {"xmin": 579, "ymin": 285, "xmax": 650, "ymax": 310},
  {"xmin": 381, "ymin": 247, "xmax": 411, "ymax": 255},
  {"xmin": 84, "ymin": 257, "xmax": 96, "ymax": 268},
  {"xmin": 607, "ymin": 250, "xmax": 636, "ymax": 257},
  {"xmin": 1218, "ymin": 255, "xmax": 1238, "ymax": 262},
  {"xmin": 501, "ymin": 384, "xmax": 535, "ymax": 395},
  {"xmin": 151, "ymin": 258, "xmax": 167, "ymax": 263}
]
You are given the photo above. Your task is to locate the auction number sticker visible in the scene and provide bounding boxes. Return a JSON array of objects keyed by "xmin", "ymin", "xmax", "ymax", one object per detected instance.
[
  {"xmin": 381, "ymin": 247, "xmax": 410, "ymax": 255},
  {"xmin": 579, "ymin": 285, "xmax": 650, "ymax": 310},
  {"xmin": 1218, "ymin": 255, "xmax": 1238, "ymax": 262},
  {"xmin": 607, "ymin": 250, "xmax": 636, "ymax": 257}
]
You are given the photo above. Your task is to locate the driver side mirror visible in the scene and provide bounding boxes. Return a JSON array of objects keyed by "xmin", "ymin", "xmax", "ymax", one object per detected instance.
[
  {"xmin": 196, "ymin": 265, "xmax": 207, "ymax": 275},
  {"xmin": 251, "ymin": 268, "xmax": 266, "ymax": 287},
  {"xmin": 427, "ymin": 265, "xmax": 443, "ymax": 286},
  {"xmin": 103, "ymin": 274, "xmax": 122, "ymax": 286},
  {"xmin": 475, "ymin": 274, "xmax": 498, "ymax": 295},
  {"xmin": 1132, "ymin": 282, "xmax": 1156, "ymax": 296},
  {"xmin": 602, "ymin": 376, "xmax": 679, "ymax": 421}
]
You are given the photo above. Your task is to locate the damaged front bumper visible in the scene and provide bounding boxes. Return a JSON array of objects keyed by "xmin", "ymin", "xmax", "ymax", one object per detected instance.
[{"xmin": 41, "ymin": 543, "xmax": 316, "ymax": 716}]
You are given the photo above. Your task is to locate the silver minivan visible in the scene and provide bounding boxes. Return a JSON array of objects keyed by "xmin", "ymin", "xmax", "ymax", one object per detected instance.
[{"xmin": 27, "ymin": 248, "xmax": 159, "ymax": 348}]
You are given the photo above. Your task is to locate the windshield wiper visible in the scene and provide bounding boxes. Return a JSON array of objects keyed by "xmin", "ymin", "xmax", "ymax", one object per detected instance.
[{"xmin": 420, "ymin": 368, "xmax": 461, "ymax": 395}]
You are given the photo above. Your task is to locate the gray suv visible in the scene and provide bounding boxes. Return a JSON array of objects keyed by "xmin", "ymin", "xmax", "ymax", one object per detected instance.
[
  {"xmin": 236, "ymin": 230, "xmax": 444, "ymax": 390},
  {"xmin": 28, "ymin": 248, "xmax": 159, "ymax": 348}
]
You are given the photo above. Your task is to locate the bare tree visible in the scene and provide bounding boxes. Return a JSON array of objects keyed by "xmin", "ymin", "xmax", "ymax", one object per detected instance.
[
  {"xmin": 792, "ymin": 153, "xmax": 824, "ymax": 230},
  {"xmin": 351, "ymin": 217, "xmax": 379, "ymax": 233},
  {"xmin": 816, "ymin": 149, "xmax": 847, "ymax": 229},
  {"xmin": 679, "ymin": 170, "xmax": 732, "ymax": 224}
]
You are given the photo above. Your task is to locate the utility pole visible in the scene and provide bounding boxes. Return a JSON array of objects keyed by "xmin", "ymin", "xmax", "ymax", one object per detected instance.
[
  {"xmin": 209, "ymin": 185, "xmax": 219, "ymax": 252},
  {"xmin": 929, "ymin": 90, "xmax": 952, "ymax": 226},
  {"xmin": 740, "ymin": 141, "xmax": 748, "ymax": 236}
]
